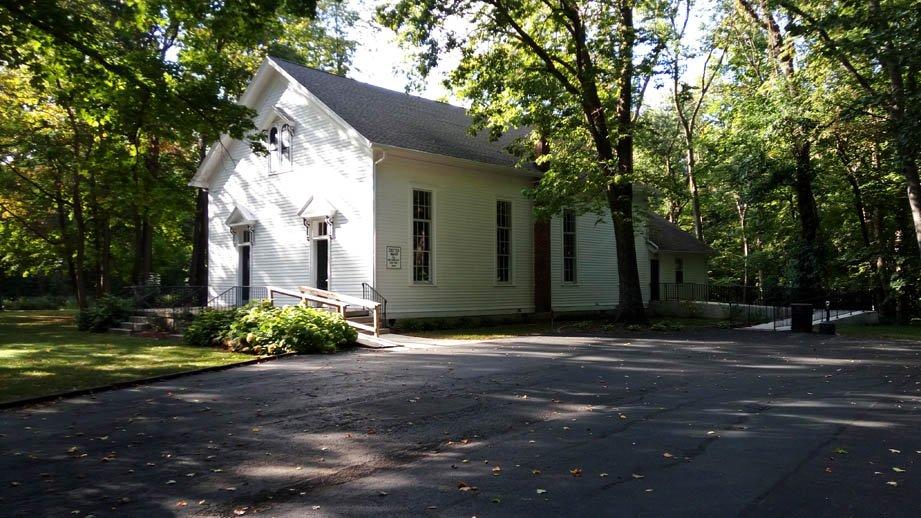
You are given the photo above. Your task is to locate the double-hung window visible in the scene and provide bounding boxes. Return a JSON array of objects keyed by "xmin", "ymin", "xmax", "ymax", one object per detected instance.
[
  {"xmin": 562, "ymin": 209, "xmax": 577, "ymax": 283},
  {"xmin": 496, "ymin": 200, "xmax": 512, "ymax": 283},
  {"xmin": 412, "ymin": 189, "xmax": 433, "ymax": 283}
]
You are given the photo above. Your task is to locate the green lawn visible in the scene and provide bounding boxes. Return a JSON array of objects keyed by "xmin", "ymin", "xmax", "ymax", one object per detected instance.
[
  {"xmin": 0, "ymin": 310, "xmax": 253, "ymax": 404},
  {"xmin": 403, "ymin": 316, "xmax": 722, "ymax": 341},
  {"xmin": 838, "ymin": 323, "xmax": 921, "ymax": 342}
]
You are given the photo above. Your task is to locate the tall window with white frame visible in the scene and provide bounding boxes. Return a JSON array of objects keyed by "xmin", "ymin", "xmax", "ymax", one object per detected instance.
[
  {"xmin": 412, "ymin": 189, "xmax": 432, "ymax": 284},
  {"xmin": 562, "ymin": 209, "xmax": 576, "ymax": 283},
  {"xmin": 496, "ymin": 200, "xmax": 512, "ymax": 283}
]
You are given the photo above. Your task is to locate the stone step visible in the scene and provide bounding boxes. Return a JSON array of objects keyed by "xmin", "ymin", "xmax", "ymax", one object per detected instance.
[
  {"xmin": 109, "ymin": 327, "xmax": 133, "ymax": 334},
  {"xmin": 129, "ymin": 315, "xmax": 151, "ymax": 324},
  {"xmin": 119, "ymin": 321, "xmax": 151, "ymax": 332},
  {"xmin": 355, "ymin": 333, "xmax": 400, "ymax": 348}
]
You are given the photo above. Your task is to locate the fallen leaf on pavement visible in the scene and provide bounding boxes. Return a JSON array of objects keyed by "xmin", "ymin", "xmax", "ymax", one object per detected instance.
[
  {"xmin": 458, "ymin": 481, "xmax": 478, "ymax": 492},
  {"xmin": 570, "ymin": 468, "xmax": 583, "ymax": 477}
]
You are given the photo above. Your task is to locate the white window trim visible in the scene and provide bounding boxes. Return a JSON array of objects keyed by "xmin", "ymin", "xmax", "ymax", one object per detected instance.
[
  {"xmin": 233, "ymin": 226, "xmax": 254, "ymax": 288},
  {"xmin": 267, "ymin": 120, "xmax": 295, "ymax": 176},
  {"xmin": 312, "ymin": 223, "xmax": 332, "ymax": 291},
  {"xmin": 495, "ymin": 198, "xmax": 515, "ymax": 286},
  {"xmin": 409, "ymin": 187, "xmax": 436, "ymax": 286},
  {"xmin": 561, "ymin": 209, "xmax": 578, "ymax": 285}
]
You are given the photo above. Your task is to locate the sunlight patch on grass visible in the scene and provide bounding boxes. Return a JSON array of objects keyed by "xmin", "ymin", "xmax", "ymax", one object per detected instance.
[
  {"xmin": 0, "ymin": 310, "xmax": 253, "ymax": 403},
  {"xmin": 838, "ymin": 323, "xmax": 921, "ymax": 342}
]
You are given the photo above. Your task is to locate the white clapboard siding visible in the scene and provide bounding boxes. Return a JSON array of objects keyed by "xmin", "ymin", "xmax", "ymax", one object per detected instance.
[
  {"xmin": 207, "ymin": 71, "xmax": 372, "ymax": 302},
  {"xmin": 374, "ymin": 154, "xmax": 535, "ymax": 318},
  {"xmin": 656, "ymin": 252, "xmax": 708, "ymax": 285},
  {"xmin": 550, "ymin": 206, "xmax": 652, "ymax": 311}
]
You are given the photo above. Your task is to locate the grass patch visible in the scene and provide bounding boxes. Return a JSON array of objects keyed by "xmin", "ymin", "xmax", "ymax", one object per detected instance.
[
  {"xmin": 0, "ymin": 310, "xmax": 253, "ymax": 403},
  {"xmin": 402, "ymin": 316, "xmax": 722, "ymax": 341},
  {"xmin": 407, "ymin": 322, "xmax": 556, "ymax": 340},
  {"xmin": 837, "ymin": 323, "xmax": 921, "ymax": 342}
]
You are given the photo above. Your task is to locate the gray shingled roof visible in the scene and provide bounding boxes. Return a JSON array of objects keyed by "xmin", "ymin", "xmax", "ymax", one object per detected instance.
[
  {"xmin": 271, "ymin": 57, "xmax": 529, "ymax": 169},
  {"xmin": 647, "ymin": 213, "xmax": 713, "ymax": 254}
]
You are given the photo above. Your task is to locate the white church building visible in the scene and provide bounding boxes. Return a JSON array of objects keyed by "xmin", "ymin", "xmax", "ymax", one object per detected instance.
[{"xmin": 190, "ymin": 57, "xmax": 711, "ymax": 321}]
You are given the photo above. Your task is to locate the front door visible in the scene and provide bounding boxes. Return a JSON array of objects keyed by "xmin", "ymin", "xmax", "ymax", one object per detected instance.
[
  {"xmin": 240, "ymin": 244, "xmax": 251, "ymax": 303},
  {"xmin": 650, "ymin": 259, "xmax": 660, "ymax": 301},
  {"xmin": 316, "ymin": 239, "xmax": 329, "ymax": 290}
]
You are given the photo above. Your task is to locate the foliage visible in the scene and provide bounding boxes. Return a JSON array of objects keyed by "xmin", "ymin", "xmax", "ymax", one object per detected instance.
[
  {"xmin": 2, "ymin": 295, "xmax": 70, "ymax": 310},
  {"xmin": 75, "ymin": 295, "xmax": 133, "ymax": 332},
  {"xmin": 0, "ymin": 0, "xmax": 358, "ymax": 307},
  {"xmin": 185, "ymin": 302, "xmax": 356, "ymax": 355},
  {"xmin": 380, "ymin": 0, "xmax": 687, "ymax": 322},
  {"xmin": 228, "ymin": 303, "xmax": 357, "ymax": 355},
  {"xmin": 182, "ymin": 308, "xmax": 242, "ymax": 348}
]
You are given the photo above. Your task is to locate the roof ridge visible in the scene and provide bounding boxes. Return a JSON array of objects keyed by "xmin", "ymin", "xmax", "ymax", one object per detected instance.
[{"xmin": 268, "ymin": 55, "xmax": 465, "ymax": 111}]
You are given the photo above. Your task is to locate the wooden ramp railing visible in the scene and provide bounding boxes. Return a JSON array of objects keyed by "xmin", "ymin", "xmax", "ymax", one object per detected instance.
[{"xmin": 267, "ymin": 286, "xmax": 382, "ymax": 337}]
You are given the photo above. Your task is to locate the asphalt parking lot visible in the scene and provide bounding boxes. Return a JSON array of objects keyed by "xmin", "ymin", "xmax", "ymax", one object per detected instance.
[{"xmin": 2, "ymin": 329, "xmax": 920, "ymax": 517}]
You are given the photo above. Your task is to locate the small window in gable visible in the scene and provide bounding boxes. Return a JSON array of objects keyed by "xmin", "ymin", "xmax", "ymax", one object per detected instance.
[{"xmin": 267, "ymin": 119, "xmax": 293, "ymax": 173}]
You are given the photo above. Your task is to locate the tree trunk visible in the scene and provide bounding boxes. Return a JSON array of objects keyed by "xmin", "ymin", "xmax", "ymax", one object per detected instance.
[
  {"xmin": 686, "ymin": 146, "xmax": 704, "ymax": 242},
  {"xmin": 71, "ymin": 167, "xmax": 88, "ymax": 307},
  {"xmin": 189, "ymin": 187, "xmax": 209, "ymax": 300},
  {"xmin": 735, "ymin": 195, "xmax": 748, "ymax": 289},
  {"xmin": 607, "ymin": 184, "xmax": 646, "ymax": 322},
  {"xmin": 133, "ymin": 213, "xmax": 153, "ymax": 285},
  {"xmin": 793, "ymin": 140, "xmax": 822, "ymax": 292},
  {"xmin": 610, "ymin": 0, "xmax": 646, "ymax": 323}
]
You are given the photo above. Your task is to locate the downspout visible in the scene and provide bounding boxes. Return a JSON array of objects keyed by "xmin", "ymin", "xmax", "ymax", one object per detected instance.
[{"xmin": 371, "ymin": 149, "xmax": 387, "ymax": 290}]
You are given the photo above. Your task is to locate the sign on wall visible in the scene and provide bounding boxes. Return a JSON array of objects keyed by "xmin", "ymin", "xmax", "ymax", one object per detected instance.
[{"xmin": 386, "ymin": 246, "xmax": 402, "ymax": 269}]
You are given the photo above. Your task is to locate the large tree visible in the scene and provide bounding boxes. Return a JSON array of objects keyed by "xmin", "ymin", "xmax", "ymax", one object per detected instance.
[
  {"xmin": 381, "ymin": 0, "xmax": 679, "ymax": 322},
  {"xmin": 775, "ymin": 0, "xmax": 921, "ymax": 259},
  {"xmin": 0, "ymin": 0, "xmax": 358, "ymax": 306}
]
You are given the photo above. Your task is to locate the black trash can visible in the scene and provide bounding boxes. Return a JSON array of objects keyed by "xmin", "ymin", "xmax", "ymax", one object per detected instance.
[{"xmin": 790, "ymin": 303, "xmax": 814, "ymax": 333}]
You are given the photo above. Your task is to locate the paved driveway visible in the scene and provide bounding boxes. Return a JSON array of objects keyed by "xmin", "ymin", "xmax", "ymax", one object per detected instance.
[{"xmin": 2, "ymin": 330, "xmax": 920, "ymax": 517}]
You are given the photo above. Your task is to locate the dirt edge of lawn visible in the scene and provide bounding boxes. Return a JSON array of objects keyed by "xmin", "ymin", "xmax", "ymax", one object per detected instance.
[{"xmin": 0, "ymin": 351, "xmax": 297, "ymax": 411}]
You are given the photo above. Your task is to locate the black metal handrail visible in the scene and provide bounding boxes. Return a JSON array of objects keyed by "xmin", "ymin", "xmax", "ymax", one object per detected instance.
[
  {"xmin": 362, "ymin": 282, "xmax": 387, "ymax": 322},
  {"xmin": 126, "ymin": 285, "xmax": 207, "ymax": 309},
  {"xmin": 206, "ymin": 286, "xmax": 270, "ymax": 309},
  {"xmin": 650, "ymin": 282, "xmax": 876, "ymax": 311}
]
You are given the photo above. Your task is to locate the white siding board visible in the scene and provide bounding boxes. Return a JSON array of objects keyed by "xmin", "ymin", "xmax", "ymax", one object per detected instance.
[
  {"xmin": 207, "ymin": 71, "xmax": 373, "ymax": 302},
  {"xmin": 374, "ymin": 155, "xmax": 534, "ymax": 318},
  {"xmin": 549, "ymin": 207, "xmax": 652, "ymax": 312}
]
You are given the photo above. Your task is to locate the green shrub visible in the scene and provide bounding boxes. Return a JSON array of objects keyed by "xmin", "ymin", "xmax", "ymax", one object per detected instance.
[
  {"xmin": 219, "ymin": 302, "xmax": 356, "ymax": 355},
  {"xmin": 183, "ymin": 308, "xmax": 241, "ymax": 347},
  {"xmin": 239, "ymin": 304, "xmax": 355, "ymax": 354},
  {"xmin": 4, "ymin": 295, "xmax": 69, "ymax": 310},
  {"xmin": 76, "ymin": 295, "xmax": 134, "ymax": 332}
]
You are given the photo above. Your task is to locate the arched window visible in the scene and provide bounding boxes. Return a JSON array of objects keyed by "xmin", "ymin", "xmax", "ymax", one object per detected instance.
[
  {"xmin": 280, "ymin": 123, "xmax": 292, "ymax": 169},
  {"xmin": 267, "ymin": 121, "xmax": 293, "ymax": 173},
  {"xmin": 268, "ymin": 127, "xmax": 280, "ymax": 172}
]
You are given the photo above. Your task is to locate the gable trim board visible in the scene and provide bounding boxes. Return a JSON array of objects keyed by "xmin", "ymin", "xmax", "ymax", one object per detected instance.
[{"xmin": 199, "ymin": 57, "xmax": 710, "ymax": 319}]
